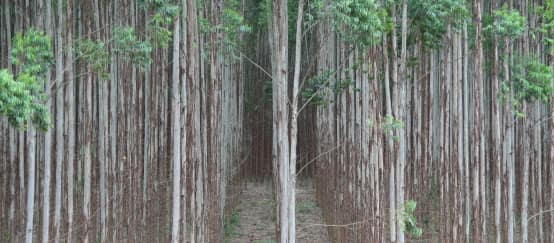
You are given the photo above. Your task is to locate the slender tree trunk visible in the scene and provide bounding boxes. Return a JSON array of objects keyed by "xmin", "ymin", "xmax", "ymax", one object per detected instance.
[
  {"xmin": 383, "ymin": 32, "xmax": 396, "ymax": 243},
  {"xmin": 25, "ymin": 128, "xmax": 36, "ymax": 243},
  {"xmin": 397, "ymin": 1, "xmax": 408, "ymax": 241},
  {"xmin": 504, "ymin": 37, "xmax": 514, "ymax": 243},
  {"xmin": 109, "ymin": 0, "xmax": 119, "ymax": 240},
  {"xmin": 180, "ymin": 1, "xmax": 188, "ymax": 241},
  {"xmin": 171, "ymin": 11, "xmax": 181, "ymax": 243},
  {"xmin": 472, "ymin": 0, "xmax": 484, "ymax": 241},
  {"xmin": 549, "ymin": 61, "xmax": 554, "ymax": 243},
  {"xmin": 462, "ymin": 22, "xmax": 471, "ymax": 243},
  {"xmin": 522, "ymin": 103, "xmax": 530, "ymax": 243},
  {"xmin": 65, "ymin": 2, "xmax": 75, "ymax": 241},
  {"xmin": 52, "ymin": 0, "xmax": 65, "ymax": 241},
  {"xmin": 27, "ymin": 1, "xmax": 42, "ymax": 242},
  {"xmin": 491, "ymin": 6, "xmax": 502, "ymax": 241},
  {"xmin": 91, "ymin": 0, "xmax": 106, "ymax": 241},
  {"xmin": 83, "ymin": 18, "xmax": 93, "ymax": 242},
  {"xmin": 288, "ymin": 1, "xmax": 304, "ymax": 241},
  {"xmin": 270, "ymin": 0, "xmax": 291, "ymax": 241},
  {"xmin": 5, "ymin": 1, "xmax": 16, "ymax": 236},
  {"xmin": 41, "ymin": 0, "xmax": 53, "ymax": 241}
]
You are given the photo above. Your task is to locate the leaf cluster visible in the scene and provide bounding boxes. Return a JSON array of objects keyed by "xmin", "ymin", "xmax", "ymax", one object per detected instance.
[
  {"xmin": 1, "ymin": 29, "xmax": 53, "ymax": 131},
  {"xmin": 143, "ymin": 0, "xmax": 179, "ymax": 48},
  {"xmin": 301, "ymin": 70, "xmax": 332, "ymax": 106},
  {"xmin": 408, "ymin": 0, "xmax": 468, "ymax": 48},
  {"xmin": 537, "ymin": 0, "xmax": 554, "ymax": 55},
  {"xmin": 331, "ymin": 0, "xmax": 389, "ymax": 49},
  {"xmin": 398, "ymin": 200, "xmax": 423, "ymax": 238},
  {"xmin": 485, "ymin": 6, "xmax": 526, "ymax": 40},
  {"xmin": 75, "ymin": 39, "xmax": 110, "ymax": 79},
  {"xmin": 112, "ymin": 27, "xmax": 153, "ymax": 69},
  {"xmin": 381, "ymin": 114, "xmax": 403, "ymax": 140},
  {"xmin": 10, "ymin": 29, "xmax": 54, "ymax": 76},
  {"xmin": 221, "ymin": 0, "xmax": 252, "ymax": 57},
  {"xmin": 500, "ymin": 57, "xmax": 553, "ymax": 117},
  {"xmin": 199, "ymin": 0, "xmax": 251, "ymax": 58},
  {"xmin": 511, "ymin": 58, "xmax": 553, "ymax": 104},
  {"xmin": 301, "ymin": 70, "xmax": 359, "ymax": 107}
]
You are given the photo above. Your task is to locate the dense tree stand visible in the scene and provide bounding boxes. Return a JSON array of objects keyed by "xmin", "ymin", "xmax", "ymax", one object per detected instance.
[{"xmin": 1, "ymin": 0, "xmax": 554, "ymax": 243}]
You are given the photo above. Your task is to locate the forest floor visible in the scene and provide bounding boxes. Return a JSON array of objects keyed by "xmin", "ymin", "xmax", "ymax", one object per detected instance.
[{"xmin": 227, "ymin": 178, "xmax": 330, "ymax": 243}]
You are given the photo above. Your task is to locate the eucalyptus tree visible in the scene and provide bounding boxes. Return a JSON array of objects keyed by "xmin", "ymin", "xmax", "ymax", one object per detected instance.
[
  {"xmin": 4, "ymin": 28, "xmax": 53, "ymax": 243},
  {"xmin": 170, "ymin": 5, "xmax": 181, "ymax": 242},
  {"xmin": 41, "ymin": 0, "xmax": 53, "ymax": 242},
  {"xmin": 487, "ymin": 6, "xmax": 526, "ymax": 243},
  {"xmin": 269, "ymin": 0, "xmax": 292, "ymax": 240}
]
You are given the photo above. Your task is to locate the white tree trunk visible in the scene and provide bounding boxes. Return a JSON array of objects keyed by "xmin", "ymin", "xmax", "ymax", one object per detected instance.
[
  {"xmin": 503, "ymin": 38, "xmax": 514, "ymax": 243},
  {"xmin": 180, "ymin": 1, "xmax": 188, "ymax": 241},
  {"xmin": 83, "ymin": 63, "xmax": 93, "ymax": 243},
  {"xmin": 171, "ymin": 14, "xmax": 181, "ymax": 243},
  {"xmin": 383, "ymin": 33, "xmax": 396, "ymax": 243},
  {"xmin": 270, "ymin": 0, "xmax": 291, "ymax": 241},
  {"xmin": 522, "ymin": 104, "xmax": 530, "ymax": 243},
  {"xmin": 397, "ymin": 1, "xmax": 408, "ymax": 241},
  {"xmin": 65, "ymin": 3, "xmax": 75, "ymax": 241},
  {"xmin": 25, "ymin": 128, "xmax": 36, "ymax": 243},
  {"xmin": 41, "ymin": 0, "xmax": 53, "ymax": 241},
  {"xmin": 288, "ymin": 1, "xmax": 304, "ymax": 241}
]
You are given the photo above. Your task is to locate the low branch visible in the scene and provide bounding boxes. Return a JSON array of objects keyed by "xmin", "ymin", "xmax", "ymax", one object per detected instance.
[
  {"xmin": 527, "ymin": 208, "xmax": 554, "ymax": 223},
  {"xmin": 296, "ymin": 141, "xmax": 344, "ymax": 176}
]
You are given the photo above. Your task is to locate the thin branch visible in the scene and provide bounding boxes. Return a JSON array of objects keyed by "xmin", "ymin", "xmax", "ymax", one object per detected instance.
[
  {"xmin": 527, "ymin": 208, "xmax": 554, "ymax": 223},
  {"xmin": 296, "ymin": 141, "xmax": 344, "ymax": 176},
  {"xmin": 304, "ymin": 217, "xmax": 380, "ymax": 228},
  {"xmin": 238, "ymin": 50, "xmax": 274, "ymax": 81}
]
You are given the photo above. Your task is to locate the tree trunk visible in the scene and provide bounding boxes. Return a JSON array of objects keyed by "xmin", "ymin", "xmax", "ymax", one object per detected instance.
[
  {"xmin": 472, "ymin": 0, "xmax": 485, "ymax": 241},
  {"xmin": 171, "ymin": 11, "xmax": 181, "ymax": 243},
  {"xmin": 179, "ymin": 1, "xmax": 188, "ymax": 241},
  {"xmin": 288, "ymin": 1, "xmax": 304, "ymax": 241},
  {"xmin": 397, "ymin": 1, "xmax": 408, "ymax": 241},
  {"xmin": 270, "ymin": 0, "xmax": 291, "ymax": 241},
  {"xmin": 65, "ymin": 2, "xmax": 75, "ymax": 242},
  {"xmin": 41, "ymin": 0, "xmax": 53, "ymax": 241}
]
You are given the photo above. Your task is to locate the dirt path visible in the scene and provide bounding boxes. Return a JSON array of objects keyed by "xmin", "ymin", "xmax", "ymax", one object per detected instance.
[{"xmin": 228, "ymin": 179, "xmax": 330, "ymax": 243}]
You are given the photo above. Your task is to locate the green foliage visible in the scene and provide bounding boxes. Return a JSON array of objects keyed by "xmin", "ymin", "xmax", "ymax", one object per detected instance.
[
  {"xmin": 485, "ymin": 6, "xmax": 526, "ymax": 39},
  {"xmin": 512, "ymin": 58, "xmax": 553, "ymax": 103},
  {"xmin": 398, "ymin": 200, "xmax": 423, "ymax": 238},
  {"xmin": 408, "ymin": 0, "xmax": 468, "ymax": 48},
  {"xmin": 224, "ymin": 210, "xmax": 240, "ymax": 241},
  {"xmin": 1, "ymin": 29, "xmax": 53, "ymax": 131},
  {"xmin": 501, "ymin": 57, "xmax": 554, "ymax": 117},
  {"xmin": 301, "ymin": 70, "xmax": 332, "ymax": 106},
  {"xmin": 142, "ymin": 0, "xmax": 179, "ymax": 48},
  {"xmin": 304, "ymin": 0, "xmax": 323, "ymax": 29},
  {"xmin": 0, "ymin": 70, "xmax": 33, "ymax": 128},
  {"xmin": 381, "ymin": 115, "xmax": 403, "ymax": 140},
  {"xmin": 537, "ymin": 0, "xmax": 554, "ymax": 55},
  {"xmin": 255, "ymin": 0, "xmax": 271, "ymax": 28},
  {"xmin": 10, "ymin": 28, "xmax": 53, "ymax": 76},
  {"xmin": 3, "ymin": 231, "xmax": 10, "ymax": 242},
  {"xmin": 112, "ymin": 27, "xmax": 153, "ymax": 69},
  {"xmin": 0, "ymin": 70, "xmax": 51, "ymax": 131},
  {"xmin": 199, "ymin": 0, "xmax": 251, "ymax": 58},
  {"xmin": 301, "ymin": 69, "xmax": 358, "ymax": 107},
  {"xmin": 74, "ymin": 39, "xmax": 110, "ymax": 79},
  {"xmin": 221, "ymin": 0, "xmax": 252, "ymax": 57},
  {"xmin": 76, "ymin": 27, "xmax": 153, "ymax": 79},
  {"xmin": 331, "ymin": 0, "xmax": 389, "ymax": 48}
]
